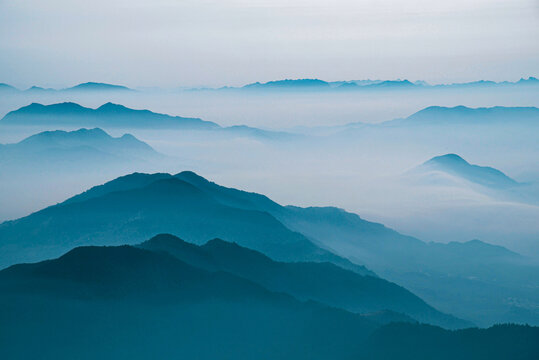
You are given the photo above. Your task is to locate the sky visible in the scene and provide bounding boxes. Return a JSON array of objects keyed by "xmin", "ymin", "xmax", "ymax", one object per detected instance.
[{"xmin": 0, "ymin": 0, "xmax": 538, "ymax": 88}]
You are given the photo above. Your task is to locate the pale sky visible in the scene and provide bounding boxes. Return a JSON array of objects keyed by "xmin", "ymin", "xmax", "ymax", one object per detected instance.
[{"xmin": 0, "ymin": 0, "xmax": 538, "ymax": 88}]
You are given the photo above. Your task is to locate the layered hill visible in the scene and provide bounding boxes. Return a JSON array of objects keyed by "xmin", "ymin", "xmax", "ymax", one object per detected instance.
[
  {"xmin": 391, "ymin": 106, "xmax": 539, "ymax": 126},
  {"xmin": 0, "ymin": 173, "xmax": 370, "ymax": 276},
  {"xmin": 0, "ymin": 243, "xmax": 537, "ymax": 360},
  {"xmin": 0, "ymin": 244, "xmax": 376, "ymax": 360},
  {"xmin": 0, "ymin": 102, "xmax": 296, "ymax": 140},
  {"xmin": 0, "ymin": 102, "xmax": 218, "ymax": 129},
  {"xmin": 139, "ymin": 233, "xmax": 468, "ymax": 328},
  {"xmin": 0, "ymin": 171, "xmax": 537, "ymax": 326},
  {"xmin": 0, "ymin": 128, "xmax": 160, "ymax": 169}
]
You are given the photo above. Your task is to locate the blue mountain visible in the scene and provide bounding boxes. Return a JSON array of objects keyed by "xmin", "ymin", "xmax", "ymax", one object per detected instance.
[
  {"xmin": 421, "ymin": 154, "xmax": 519, "ymax": 189},
  {"xmin": 0, "ymin": 172, "xmax": 371, "ymax": 276},
  {"xmin": 393, "ymin": 105, "xmax": 539, "ymax": 126},
  {"xmin": 243, "ymin": 78, "xmax": 330, "ymax": 90},
  {"xmin": 0, "ymin": 83, "xmax": 18, "ymax": 92},
  {"xmin": 0, "ymin": 128, "xmax": 160, "ymax": 169},
  {"xmin": 2, "ymin": 242, "xmax": 535, "ymax": 359},
  {"xmin": 139, "ymin": 233, "xmax": 469, "ymax": 328},
  {"xmin": 0, "ymin": 102, "xmax": 295, "ymax": 140},
  {"xmin": 1, "ymin": 171, "xmax": 536, "ymax": 326},
  {"xmin": 0, "ymin": 244, "xmax": 377, "ymax": 360},
  {"xmin": 65, "ymin": 82, "xmax": 134, "ymax": 92},
  {"xmin": 1, "ymin": 102, "xmax": 219, "ymax": 129}
]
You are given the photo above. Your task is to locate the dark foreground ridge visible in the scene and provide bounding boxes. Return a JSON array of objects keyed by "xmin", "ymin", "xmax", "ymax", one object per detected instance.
[{"xmin": 1, "ymin": 243, "xmax": 537, "ymax": 360}]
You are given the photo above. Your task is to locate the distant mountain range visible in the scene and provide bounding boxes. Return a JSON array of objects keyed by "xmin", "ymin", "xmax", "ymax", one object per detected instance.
[
  {"xmin": 2, "ymin": 77, "xmax": 538, "ymax": 93},
  {"xmin": 2, "ymin": 242, "xmax": 536, "ymax": 359},
  {"xmin": 0, "ymin": 128, "xmax": 160, "ymax": 171},
  {"xmin": 196, "ymin": 77, "xmax": 539, "ymax": 92},
  {"xmin": 0, "ymin": 81, "xmax": 134, "ymax": 93},
  {"xmin": 0, "ymin": 102, "xmax": 296, "ymax": 140},
  {"xmin": 327, "ymin": 106, "xmax": 539, "ymax": 137},
  {"xmin": 389, "ymin": 105, "xmax": 539, "ymax": 126},
  {"xmin": 0, "ymin": 171, "xmax": 537, "ymax": 326},
  {"xmin": 1, "ymin": 102, "xmax": 217, "ymax": 129}
]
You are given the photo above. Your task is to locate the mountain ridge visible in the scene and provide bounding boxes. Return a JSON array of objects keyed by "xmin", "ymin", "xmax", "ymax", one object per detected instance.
[{"xmin": 138, "ymin": 233, "xmax": 471, "ymax": 328}]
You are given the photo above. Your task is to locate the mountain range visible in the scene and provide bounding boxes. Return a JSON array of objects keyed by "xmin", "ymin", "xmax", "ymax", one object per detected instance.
[
  {"xmin": 0, "ymin": 171, "xmax": 537, "ymax": 326},
  {"xmin": 0, "ymin": 172, "xmax": 370, "ymax": 276},
  {"xmin": 387, "ymin": 105, "xmax": 539, "ymax": 126},
  {"xmin": 0, "ymin": 102, "xmax": 217, "ymax": 129},
  {"xmin": 0, "ymin": 128, "xmax": 160, "ymax": 171},
  {"xmin": 206, "ymin": 77, "xmax": 539, "ymax": 92},
  {"xmin": 0, "ymin": 81, "xmax": 134, "ymax": 93},
  {"xmin": 138, "ymin": 233, "xmax": 467, "ymax": 328},
  {"xmin": 2, "ymin": 77, "xmax": 537, "ymax": 94},
  {"xmin": 0, "ymin": 102, "xmax": 296, "ymax": 140},
  {"xmin": 1, "ymin": 242, "xmax": 536, "ymax": 359}
]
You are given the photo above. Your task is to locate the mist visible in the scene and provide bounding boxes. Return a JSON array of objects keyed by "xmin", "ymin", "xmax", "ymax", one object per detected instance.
[{"xmin": 1, "ymin": 85, "xmax": 538, "ymax": 257}]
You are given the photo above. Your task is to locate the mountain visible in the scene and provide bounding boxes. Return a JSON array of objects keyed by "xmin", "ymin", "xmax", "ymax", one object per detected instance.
[
  {"xmin": 0, "ymin": 243, "xmax": 537, "ymax": 360},
  {"xmin": 0, "ymin": 83, "xmax": 18, "ymax": 93},
  {"xmin": 0, "ymin": 244, "xmax": 377, "ymax": 360},
  {"xmin": 201, "ymin": 77, "xmax": 539, "ymax": 91},
  {"xmin": 0, "ymin": 102, "xmax": 218, "ymax": 129},
  {"xmin": 0, "ymin": 102, "xmax": 296, "ymax": 140},
  {"xmin": 0, "ymin": 172, "xmax": 370, "ymax": 276},
  {"xmin": 165, "ymin": 171, "xmax": 539, "ymax": 326},
  {"xmin": 366, "ymin": 79, "xmax": 417, "ymax": 89},
  {"xmin": 24, "ymin": 85, "xmax": 56, "ymax": 93},
  {"xmin": 0, "ymin": 171, "xmax": 537, "ymax": 326},
  {"xmin": 516, "ymin": 76, "xmax": 539, "ymax": 85},
  {"xmin": 392, "ymin": 106, "xmax": 539, "ymax": 126},
  {"xmin": 139, "ymin": 233, "xmax": 470, "ymax": 328},
  {"xmin": 243, "ymin": 79, "xmax": 330, "ymax": 90},
  {"xmin": 412, "ymin": 154, "xmax": 539, "ymax": 205},
  {"xmin": 0, "ymin": 128, "xmax": 160, "ymax": 170},
  {"xmin": 65, "ymin": 82, "xmax": 134, "ymax": 92},
  {"xmin": 419, "ymin": 154, "xmax": 519, "ymax": 189}
]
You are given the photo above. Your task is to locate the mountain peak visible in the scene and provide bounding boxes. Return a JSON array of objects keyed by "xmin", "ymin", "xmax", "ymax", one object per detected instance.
[
  {"xmin": 68, "ymin": 82, "xmax": 133, "ymax": 92},
  {"xmin": 97, "ymin": 102, "xmax": 129, "ymax": 111},
  {"xmin": 425, "ymin": 153, "xmax": 468, "ymax": 166},
  {"xmin": 243, "ymin": 78, "xmax": 330, "ymax": 89},
  {"xmin": 421, "ymin": 153, "xmax": 518, "ymax": 188}
]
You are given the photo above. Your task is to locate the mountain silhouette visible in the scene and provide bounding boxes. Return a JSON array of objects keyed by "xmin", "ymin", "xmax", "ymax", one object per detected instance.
[
  {"xmin": 164, "ymin": 171, "xmax": 539, "ymax": 326},
  {"xmin": 420, "ymin": 154, "xmax": 519, "ymax": 189},
  {"xmin": 0, "ymin": 102, "xmax": 296, "ymax": 140},
  {"xmin": 0, "ymin": 242, "xmax": 537, "ymax": 360},
  {"xmin": 66, "ymin": 82, "xmax": 133, "ymax": 92},
  {"xmin": 196, "ymin": 77, "xmax": 539, "ymax": 91},
  {"xmin": 139, "ymin": 233, "xmax": 470, "ymax": 328},
  {"xmin": 0, "ymin": 128, "xmax": 160, "ymax": 170},
  {"xmin": 243, "ymin": 78, "xmax": 331, "ymax": 90},
  {"xmin": 0, "ymin": 171, "xmax": 537, "ymax": 326},
  {"xmin": 394, "ymin": 106, "xmax": 539, "ymax": 126},
  {"xmin": 0, "ymin": 173, "xmax": 370, "ymax": 276},
  {"xmin": 0, "ymin": 244, "xmax": 377, "ymax": 360},
  {"xmin": 0, "ymin": 83, "xmax": 18, "ymax": 92},
  {"xmin": 1, "ymin": 102, "xmax": 218, "ymax": 129}
]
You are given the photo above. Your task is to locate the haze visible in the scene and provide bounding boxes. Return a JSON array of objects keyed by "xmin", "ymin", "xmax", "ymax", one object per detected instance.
[{"xmin": 1, "ymin": 0, "xmax": 538, "ymax": 88}]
